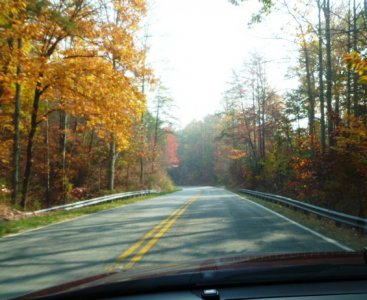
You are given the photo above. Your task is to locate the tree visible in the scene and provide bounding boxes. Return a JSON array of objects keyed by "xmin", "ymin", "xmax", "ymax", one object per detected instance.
[
  {"xmin": 166, "ymin": 131, "xmax": 179, "ymax": 168},
  {"xmin": 150, "ymin": 85, "xmax": 175, "ymax": 173},
  {"xmin": 173, "ymin": 116, "xmax": 217, "ymax": 185},
  {"xmin": 20, "ymin": 0, "xmax": 97, "ymax": 208},
  {"xmin": 0, "ymin": 0, "xmax": 163, "ymax": 209},
  {"xmin": 324, "ymin": 0, "xmax": 335, "ymax": 146}
]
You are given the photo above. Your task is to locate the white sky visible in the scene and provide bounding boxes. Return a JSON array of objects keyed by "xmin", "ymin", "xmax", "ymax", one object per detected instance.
[{"xmin": 145, "ymin": 0, "xmax": 299, "ymax": 127}]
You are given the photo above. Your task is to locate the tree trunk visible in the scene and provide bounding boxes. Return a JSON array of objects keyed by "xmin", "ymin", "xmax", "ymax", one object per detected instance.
[
  {"xmin": 324, "ymin": 0, "xmax": 334, "ymax": 147},
  {"xmin": 303, "ymin": 44, "xmax": 315, "ymax": 140},
  {"xmin": 140, "ymin": 157, "xmax": 144, "ymax": 187},
  {"xmin": 261, "ymin": 95, "xmax": 266, "ymax": 159},
  {"xmin": 98, "ymin": 165, "xmax": 102, "ymax": 191},
  {"xmin": 318, "ymin": 0, "xmax": 326, "ymax": 153},
  {"xmin": 89, "ymin": 127, "xmax": 95, "ymax": 153},
  {"xmin": 152, "ymin": 97, "xmax": 161, "ymax": 173},
  {"xmin": 347, "ymin": 0, "xmax": 352, "ymax": 125},
  {"xmin": 108, "ymin": 136, "xmax": 116, "ymax": 191},
  {"xmin": 259, "ymin": 61, "xmax": 266, "ymax": 160},
  {"xmin": 335, "ymin": 92, "xmax": 340, "ymax": 127},
  {"xmin": 256, "ymin": 84, "xmax": 263, "ymax": 159},
  {"xmin": 108, "ymin": 56, "xmax": 119, "ymax": 191},
  {"xmin": 251, "ymin": 81, "xmax": 257, "ymax": 158},
  {"xmin": 353, "ymin": 0, "xmax": 359, "ymax": 116},
  {"xmin": 240, "ymin": 103, "xmax": 257, "ymax": 160},
  {"xmin": 45, "ymin": 104, "xmax": 51, "ymax": 205},
  {"xmin": 11, "ymin": 38, "xmax": 22, "ymax": 205},
  {"xmin": 21, "ymin": 86, "xmax": 42, "ymax": 209},
  {"xmin": 139, "ymin": 77, "xmax": 146, "ymax": 187},
  {"xmin": 126, "ymin": 163, "xmax": 130, "ymax": 190},
  {"xmin": 59, "ymin": 110, "xmax": 68, "ymax": 200}
]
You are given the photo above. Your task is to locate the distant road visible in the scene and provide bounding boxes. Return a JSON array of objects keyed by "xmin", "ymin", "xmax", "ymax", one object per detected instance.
[{"xmin": 0, "ymin": 187, "xmax": 347, "ymax": 299}]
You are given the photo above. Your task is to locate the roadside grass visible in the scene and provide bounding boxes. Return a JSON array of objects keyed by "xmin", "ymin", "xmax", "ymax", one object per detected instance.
[
  {"xmin": 0, "ymin": 191, "xmax": 177, "ymax": 238},
  {"xmin": 237, "ymin": 192, "xmax": 367, "ymax": 251}
]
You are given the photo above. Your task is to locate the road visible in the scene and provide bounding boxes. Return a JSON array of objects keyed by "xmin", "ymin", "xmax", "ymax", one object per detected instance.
[{"xmin": 0, "ymin": 187, "xmax": 348, "ymax": 299}]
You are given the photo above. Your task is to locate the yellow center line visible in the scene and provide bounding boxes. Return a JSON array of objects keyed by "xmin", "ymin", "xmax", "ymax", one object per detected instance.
[
  {"xmin": 113, "ymin": 194, "xmax": 200, "ymax": 271},
  {"xmin": 124, "ymin": 199, "xmax": 195, "ymax": 270},
  {"xmin": 117, "ymin": 206, "xmax": 182, "ymax": 260}
]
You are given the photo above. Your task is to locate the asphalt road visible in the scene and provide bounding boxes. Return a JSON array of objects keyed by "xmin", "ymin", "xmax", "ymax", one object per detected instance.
[{"xmin": 0, "ymin": 187, "xmax": 348, "ymax": 299}]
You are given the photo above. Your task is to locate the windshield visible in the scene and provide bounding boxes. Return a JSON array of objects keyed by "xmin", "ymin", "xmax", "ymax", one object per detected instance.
[{"xmin": 1, "ymin": 0, "xmax": 367, "ymax": 299}]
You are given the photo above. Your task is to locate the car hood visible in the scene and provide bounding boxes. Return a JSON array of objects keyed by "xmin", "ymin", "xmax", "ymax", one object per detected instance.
[{"xmin": 15, "ymin": 251, "xmax": 367, "ymax": 299}]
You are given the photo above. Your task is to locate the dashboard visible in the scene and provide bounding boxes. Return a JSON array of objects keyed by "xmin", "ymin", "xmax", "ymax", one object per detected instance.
[{"xmin": 108, "ymin": 280, "xmax": 367, "ymax": 300}]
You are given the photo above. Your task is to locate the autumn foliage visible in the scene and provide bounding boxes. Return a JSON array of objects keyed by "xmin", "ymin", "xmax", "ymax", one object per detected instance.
[
  {"xmin": 174, "ymin": 49, "xmax": 367, "ymax": 217},
  {"xmin": 166, "ymin": 131, "xmax": 180, "ymax": 168},
  {"xmin": 0, "ymin": 0, "xmax": 178, "ymax": 210}
]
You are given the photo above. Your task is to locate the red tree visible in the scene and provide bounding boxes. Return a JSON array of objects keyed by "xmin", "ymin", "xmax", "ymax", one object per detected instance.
[{"xmin": 166, "ymin": 132, "xmax": 179, "ymax": 168}]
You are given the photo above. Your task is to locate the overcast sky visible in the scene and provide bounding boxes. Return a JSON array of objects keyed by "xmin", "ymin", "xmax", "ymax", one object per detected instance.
[{"xmin": 145, "ymin": 0, "xmax": 299, "ymax": 128}]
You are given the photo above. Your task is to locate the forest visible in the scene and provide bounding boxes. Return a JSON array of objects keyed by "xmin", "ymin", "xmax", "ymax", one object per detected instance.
[
  {"xmin": 0, "ymin": 0, "xmax": 179, "ymax": 210},
  {"xmin": 171, "ymin": 0, "xmax": 367, "ymax": 217},
  {"xmin": 1, "ymin": 0, "xmax": 367, "ymax": 219}
]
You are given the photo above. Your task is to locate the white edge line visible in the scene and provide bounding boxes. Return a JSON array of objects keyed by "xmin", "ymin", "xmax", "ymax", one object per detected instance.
[{"xmin": 234, "ymin": 192, "xmax": 353, "ymax": 252}]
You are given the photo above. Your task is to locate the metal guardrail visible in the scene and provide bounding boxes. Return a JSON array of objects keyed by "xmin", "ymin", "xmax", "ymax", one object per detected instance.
[
  {"xmin": 238, "ymin": 189, "xmax": 367, "ymax": 233},
  {"xmin": 26, "ymin": 190, "xmax": 157, "ymax": 215}
]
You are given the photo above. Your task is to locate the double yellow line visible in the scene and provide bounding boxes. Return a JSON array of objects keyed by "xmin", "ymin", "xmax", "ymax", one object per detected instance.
[{"xmin": 113, "ymin": 194, "xmax": 200, "ymax": 271}]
